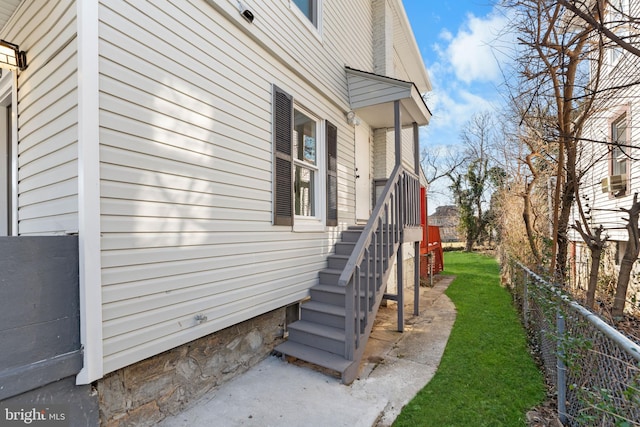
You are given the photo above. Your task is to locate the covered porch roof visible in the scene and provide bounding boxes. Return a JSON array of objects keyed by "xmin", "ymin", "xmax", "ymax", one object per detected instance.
[{"xmin": 345, "ymin": 67, "xmax": 432, "ymax": 129}]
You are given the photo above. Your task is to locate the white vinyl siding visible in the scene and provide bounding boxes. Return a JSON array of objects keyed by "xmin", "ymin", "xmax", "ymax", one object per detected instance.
[
  {"xmin": 97, "ymin": 0, "xmax": 371, "ymax": 373},
  {"xmin": 2, "ymin": 0, "xmax": 78, "ymax": 235},
  {"xmin": 578, "ymin": 47, "xmax": 638, "ymax": 240}
]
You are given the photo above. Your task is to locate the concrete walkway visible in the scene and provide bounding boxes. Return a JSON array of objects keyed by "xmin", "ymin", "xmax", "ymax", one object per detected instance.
[{"xmin": 157, "ymin": 276, "xmax": 456, "ymax": 427}]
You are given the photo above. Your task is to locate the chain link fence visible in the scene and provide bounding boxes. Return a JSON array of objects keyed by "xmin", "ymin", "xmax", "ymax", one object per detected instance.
[{"xmin": 504, "ymin": 259, "xmax": 640, "ymax": 426}]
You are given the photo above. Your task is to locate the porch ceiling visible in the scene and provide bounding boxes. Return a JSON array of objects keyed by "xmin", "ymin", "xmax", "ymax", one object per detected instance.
[
  {"xmin": 345, "ymin": 67, "xmax": 432, "ymax": 128},
  {"xmin": 0, "ymin": 0, "xmax": 21, "ymax": 35}
]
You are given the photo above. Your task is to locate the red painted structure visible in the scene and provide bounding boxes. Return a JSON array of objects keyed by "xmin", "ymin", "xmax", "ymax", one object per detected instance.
[{"xmin": 419, "ymin": 187, "xmax": 444, "ymax": 279}]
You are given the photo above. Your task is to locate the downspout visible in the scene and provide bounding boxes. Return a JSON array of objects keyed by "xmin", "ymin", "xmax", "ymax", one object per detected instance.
[{"xmin": 76, "ymin": 0, "xmax": 103, "ymax": 384}]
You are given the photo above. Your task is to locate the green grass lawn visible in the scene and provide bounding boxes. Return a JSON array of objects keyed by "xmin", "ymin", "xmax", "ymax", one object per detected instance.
[{"xmin": 393, "ymin": 251, "xmax": 546, "ymax": 427}]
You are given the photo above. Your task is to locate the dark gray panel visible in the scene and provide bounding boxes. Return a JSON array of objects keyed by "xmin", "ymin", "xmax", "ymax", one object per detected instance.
[
  {"xmin": 0, "ymin": 236, "xmax": 79, "ymax": 331},
  {"xmin": 0, "ymin": 351, "xmax": 83, "ymax": 400},
  {"xmin": 0, "ymin": 236, "xmax": 81, "ymax": 400},
  {"xmin": 1, "ymin": 375, "xmax": 99, "ymax": 427}
]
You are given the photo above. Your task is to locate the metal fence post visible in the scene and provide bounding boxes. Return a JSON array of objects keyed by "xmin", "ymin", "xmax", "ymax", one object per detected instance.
[
  {"xmin": 523, "ymin": 270, "xmax": 529, "ymax": 327},
  {"xmin": 557, "ymin": 312, "xmax": 568, "ymax": 425}
]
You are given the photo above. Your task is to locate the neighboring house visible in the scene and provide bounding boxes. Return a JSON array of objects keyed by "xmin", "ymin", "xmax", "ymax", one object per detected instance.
[
  {"xmin": 429, "ymin": 205, "xmax": 461, "ymax": 242},
  {"xmin": 571, "ymin": 0, "xmax": 640, "ymax": 311},
  {"xmin": 0, "ymin": 0, "xmax": 431, "ymax": 425}
]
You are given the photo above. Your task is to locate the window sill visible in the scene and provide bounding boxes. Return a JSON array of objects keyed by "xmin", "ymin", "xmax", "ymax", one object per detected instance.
[{"xmin": 293, "ymin": 217, "xmax": 325, "ymax": 233}]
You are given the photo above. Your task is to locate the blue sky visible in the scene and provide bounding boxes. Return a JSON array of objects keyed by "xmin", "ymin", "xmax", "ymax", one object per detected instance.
[{"xmin": 402, "ymin": 0, "xmax": 513, "ymax": 212}]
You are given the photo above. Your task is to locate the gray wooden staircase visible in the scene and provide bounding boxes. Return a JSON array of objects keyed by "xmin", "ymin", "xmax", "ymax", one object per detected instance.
[{"xmin": 275, "ymin": 165, "xmax": 421, "ymax": 384}]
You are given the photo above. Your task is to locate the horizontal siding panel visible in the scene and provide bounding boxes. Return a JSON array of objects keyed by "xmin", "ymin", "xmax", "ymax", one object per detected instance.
[
  {"xmin": 102, "ymin": 245, "xmax": 325, "ymax": 289},
  {"xmin": 19, "ymin": 161, "xmax": 77, "ymax": 193},
  {"xmin": 19, "ymin": 195, "xmax": 78, "ymax": 220},
  {"xmin": 99, "ymin": 145, "xmax": 270, "ymax": 188},
  {"xmin": 19, "ymin": 44, "xmax": 77, "ymax": 118},
  {"xmin": 100, "ymin": 163, "xmax": 271, "ymax": 200},
  {"xmin": 19, "ymin": 127, "xmax": 77, "ymax": 167},
  {"xmin": 101, "ymin": 237, "xmax": 332, "ymax": 268},
  {"xmin": 99, "ymin": 2, "xmax": 270, "ymax": 104},
  {"xmin": 100, "ymin": 109, "xmax": 270, "ymax": 166},
  {"xmin": 103, "ymin": 252, "xmax": 325, "ymax": 319},
  {"xmin": 101, "ymin": 181, "xmax": 269, "ymax": 210},
  {"xmin": 103, "ymin": 286, "xmax": 316, "ymax": 351},
  {"xmin": 18, "ymin": 108, "xmax": 77, "ymax": 155},
  {"xmin": 19, "ymin": 142, "xmax": 77, "ymax": 177},
  {"xmin": 18, "ymin": 213, "xmax": 78, "ymax": 235},
  {"xmin": 100, "ymin": 230, "xmax": 337, "ymax": 251},
  {"xmin": 102, "ymin": 271, "xmax": 320, "ymax": 349},
  {"xmin": 101, "ymin": 254, "xmax": 325, "ymax": 305},
  {"xmin": 19, "ymin": 94, "xmax": 76, "ymax": 150},
  {"xmin": 102, "ymin": 290, "xmax": 309, "ymax": 373},
  {"xmin": 99, "ymin": 117, "xmax": 270, "ymax": 176},
  {"xmin": 100, "ymin": 198, "xmax": 269, "ymax": 222},
  {"xmin": 19, "ymin": 179, "xmax": 77, "ymax": 207},
  {"xmin": 100, "ymin": 216, "xmax": 269, "ymax": 234},
  {"xmin": 100, "ymin": 168, "xmax": 268, "ymax": 203},
  {"xmin": 98, "ymin": 52, "xmax": 271, "ymax": 141}
]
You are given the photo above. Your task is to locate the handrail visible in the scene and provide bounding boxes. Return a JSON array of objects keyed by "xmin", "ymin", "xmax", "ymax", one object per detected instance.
[{"xmin": 341, "ymin": 164, "xmax": 420, "ymax": 360}]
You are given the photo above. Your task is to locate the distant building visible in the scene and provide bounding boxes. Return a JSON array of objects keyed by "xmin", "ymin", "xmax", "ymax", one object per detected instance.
[{"xmin": 429, "ymin": 205, "xmax": 461, "ymax": 242}]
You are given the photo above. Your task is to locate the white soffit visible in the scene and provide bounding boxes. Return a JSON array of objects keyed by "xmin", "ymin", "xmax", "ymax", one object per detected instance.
[
  {"xmin": 346, "ymin": 67, "xmax": 431, "ymax": 128},
  {"xmin": 0, "ymin": 0, "xmax": 22, "ymax": 36}
]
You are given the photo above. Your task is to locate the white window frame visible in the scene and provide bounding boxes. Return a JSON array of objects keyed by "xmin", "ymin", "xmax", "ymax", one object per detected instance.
[
  {"xmin": 610, "ymin": 109, "xmax": 630, "ymax": 197},
  {"xmin": 292, "ymin": 105, "xmax": 325, "ymax": 232},
  {"xmin": 607, "ymin": 0, "xmax": 629, "ymax": 70},
  {"xmin": 289, "ymin": 0, "xmax": 323, "ymax": 39},
  {"xmin": 0, "ymin": 70, "xmax": 18, "ymax": 236}
]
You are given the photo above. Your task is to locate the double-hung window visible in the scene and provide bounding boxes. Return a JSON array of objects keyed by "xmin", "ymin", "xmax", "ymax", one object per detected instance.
[
  {"xmin": 293, "ymin": 109, "xmax": 318, "ymax": 217},
  {"xmin": 610, "ymin": 112, "xmax": 629, "ymax": 196},
  {"xmin": 608, "ymin": 0, "xmax": 629, "ymax": 68},
  {"xmin": 273, "ymin": 85, "xmax": 337, "ymax": 229}
]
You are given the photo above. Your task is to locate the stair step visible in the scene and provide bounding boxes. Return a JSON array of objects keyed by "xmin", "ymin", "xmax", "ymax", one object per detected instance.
[
  {"xmin": 287, "ymin": 320, "xmax": 345, "ymax": 355},
  {"xmin": 329, "ymin": 253, "xmax": 389, "ymax": 271},
  {"xmin": 335, "ymin": 242, "xmax": 356, "ymax": 255},
  {"xmin": 301, "ymin": 301, "xmax": 344, "ymax": 329},
  {"xmin": 327, "ymin": 254, "xmax": 350, "ymax": 270},
  {"xmin": 341, "ymin": 230, "xmax": 363, "ymax": 243},
  {"xmin": 310, "ymin": 284, "xmax": 346, "ymax": 306},
  {"xmin": 319, "ymin": 268, "xmax": 343, "ymax": 286},
  {"xmin": 274, "ymin": 341, "xmax": 352, "ymax": 373}
]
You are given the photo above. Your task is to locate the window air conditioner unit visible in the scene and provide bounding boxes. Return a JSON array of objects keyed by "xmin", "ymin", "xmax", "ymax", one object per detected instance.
[{"xmin": 601, "ymin": 174, "xmax": 627, "ymax": 193}]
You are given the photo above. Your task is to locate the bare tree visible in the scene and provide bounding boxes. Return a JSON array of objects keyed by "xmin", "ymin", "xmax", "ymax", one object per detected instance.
[
  {"xmin": 502, "ymin": 0, "xmax": 608, "ymax": 282},
  {"xmin": 558, "ymin": 0, "xmax": 640, "ymax": 58},
  {"xmin": 613, "ymin": 194, "xmax": 640, "ymax": 318}
]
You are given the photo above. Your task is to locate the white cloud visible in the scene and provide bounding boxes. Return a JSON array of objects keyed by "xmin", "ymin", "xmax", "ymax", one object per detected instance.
[{"xmin": 446, "ymin": 12, "xmax": 512, "ymax": 84}]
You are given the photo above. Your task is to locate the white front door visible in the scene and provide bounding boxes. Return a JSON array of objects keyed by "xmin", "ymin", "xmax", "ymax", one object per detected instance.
[{"xmin": 355, "ymin": 125, "xmax": 371, "ymax": 223}]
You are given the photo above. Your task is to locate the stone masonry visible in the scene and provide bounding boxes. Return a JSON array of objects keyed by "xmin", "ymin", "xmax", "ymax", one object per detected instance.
[{"xmin": 97, "ymin": 308, "xmax": 286, "ymax": 426}]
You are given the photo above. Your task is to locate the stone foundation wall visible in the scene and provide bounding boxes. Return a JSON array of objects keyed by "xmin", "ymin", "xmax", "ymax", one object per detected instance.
[{"xmin": 98, "ymin": 308, "xmax": 287, "ymax": 426}]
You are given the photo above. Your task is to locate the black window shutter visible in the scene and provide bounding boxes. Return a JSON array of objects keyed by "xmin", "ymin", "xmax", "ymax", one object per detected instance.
[
  {"xmin": 273, "ymin": 85, "xmax": 293, "ymax": 226},
  {"xmin": 326, "ymin": 121, "xmax": 338, "ymax": 227}
]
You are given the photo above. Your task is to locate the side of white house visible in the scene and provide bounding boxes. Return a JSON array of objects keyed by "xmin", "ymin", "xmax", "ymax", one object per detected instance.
[
  {"xmin": 96, "ymin": 0, "xmax": 429, "ymax": 375},
  {"xmin": 572, "ymin": 0, "xmax": 640, "ymax": 309},
  {"xmin": 0, "ymin": 0, "xmax": 431, "ymax": 386}
]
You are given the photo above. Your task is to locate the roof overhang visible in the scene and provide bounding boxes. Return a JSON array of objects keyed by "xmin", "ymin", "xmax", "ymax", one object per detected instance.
[{"xmin": 346, "ymin": 67, "xmax": 432, "ymax": 128}]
